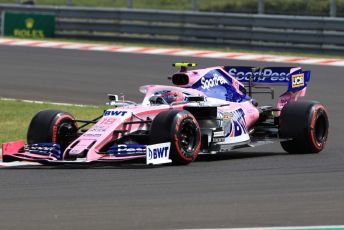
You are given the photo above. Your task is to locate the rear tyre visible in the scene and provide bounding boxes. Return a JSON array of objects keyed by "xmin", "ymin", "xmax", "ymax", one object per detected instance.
[
  {"xmin": 279, "ymin": 101, "xmax": 329, "ymax": 154},
  {"xmin": 150, "ymin": 110, "xmax": 201, "ymax": 165},
  {"xmin": 27, "ymin": 109, "xmax": 78, "ymax": 152}
]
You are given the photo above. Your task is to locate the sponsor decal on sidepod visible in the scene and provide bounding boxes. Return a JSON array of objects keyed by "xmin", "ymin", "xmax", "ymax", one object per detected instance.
[{"xmin": 219, "ymin": 108, "xmax": 247, "ymax": 138}]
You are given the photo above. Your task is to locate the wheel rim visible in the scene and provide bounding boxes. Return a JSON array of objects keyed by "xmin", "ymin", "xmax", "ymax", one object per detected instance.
[
  {"xmin": 177, "ymin": 119, "xmax": 198, "ymax": 157},
  {"xmin": 56, "ymin": 121, "xmax": 77, "ymax": 150}
]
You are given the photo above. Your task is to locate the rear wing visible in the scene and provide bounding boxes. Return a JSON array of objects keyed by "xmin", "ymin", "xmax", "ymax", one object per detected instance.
[
  {"xmin": 223, "ymin": 66, "xmax": 311, "ymax": 111},
  {"xmin": 223, "ymin": 66, "xmax": 311, "ymax": 92}
]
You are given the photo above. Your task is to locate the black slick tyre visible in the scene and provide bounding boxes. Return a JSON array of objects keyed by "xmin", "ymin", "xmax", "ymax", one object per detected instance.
[
  {"xmin": 279, "ymin": 101, "xmax": 329, "ymax": 154},
  {"xmin": 150, "ymin": 110, "xmax": 201, "ymax": 165},
  {"xmin": 27, "ymin": 109, "xmax": 78, "ymax": 151}
]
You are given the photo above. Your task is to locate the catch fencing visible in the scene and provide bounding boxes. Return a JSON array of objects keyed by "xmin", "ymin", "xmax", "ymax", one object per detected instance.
[{"xmin": 1, "ymin": 4, "xmax": 344, "ymax": 54}]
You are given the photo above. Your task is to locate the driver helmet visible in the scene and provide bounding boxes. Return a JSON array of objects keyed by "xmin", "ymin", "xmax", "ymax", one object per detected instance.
[{"xmin": 160, "ymin": 91, "xmax": 185, "ymax": 104}]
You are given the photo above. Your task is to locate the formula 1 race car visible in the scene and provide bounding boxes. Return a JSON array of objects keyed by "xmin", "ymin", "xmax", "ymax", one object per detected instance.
[{"xmin": 2, "ymin": 63, "xmax": 329, "ymax": 165}]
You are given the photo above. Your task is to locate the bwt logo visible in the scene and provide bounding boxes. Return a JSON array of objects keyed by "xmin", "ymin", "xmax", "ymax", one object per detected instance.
[
  {"xmin": 103, "ymin": 110, "xmax": 128, "ymax": 117},
  {"xmin": 291, "ymin": 73, "xmax": 305, "ymax": 88},
  {"xmin": 201, "ymin": 73, "xmax": 228, "ymax": 90},
  {"xmin": 148, "ymin": 147, "xmax": 169, "ymax": 160}
]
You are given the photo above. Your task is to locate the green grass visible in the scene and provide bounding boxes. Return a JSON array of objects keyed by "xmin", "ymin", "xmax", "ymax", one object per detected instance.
[
  {"xmin": 0, "ymin": 0, "xmax": 344, "ymax": 16},
  {"xmin": 0, "ymin": 99, "xmax": 108, "ymax": 145}
]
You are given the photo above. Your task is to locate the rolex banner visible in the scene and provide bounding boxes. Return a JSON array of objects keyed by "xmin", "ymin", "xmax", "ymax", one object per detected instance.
[{"xmin": 1, "ymin": 11, "xmax": 55, "ymax": 38}]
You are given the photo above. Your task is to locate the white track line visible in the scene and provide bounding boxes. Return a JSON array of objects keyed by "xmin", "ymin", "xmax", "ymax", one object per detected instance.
[
  {"xmin": 0, "ymin": 161, "xmax": 42, "ymax": 168},
  {"xmin": 89, "ymin": 46, "xmax": 113, "ymax": 51},
  {"xmin": 1, "ymin": 37, "xmax": 343, "ymax": 66},
  {"xmin": 0, "ymin": 97, "xmax": 97, "ymax": 107},
  {"xmin": 183, "ymin": 226, "xmax": 344, "ymax": 230}
]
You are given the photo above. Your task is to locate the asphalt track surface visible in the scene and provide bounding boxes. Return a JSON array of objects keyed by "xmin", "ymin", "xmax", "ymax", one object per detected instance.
[{"xmin": 0, "ymin": 45, "xmax": 344, "ymax": 230}]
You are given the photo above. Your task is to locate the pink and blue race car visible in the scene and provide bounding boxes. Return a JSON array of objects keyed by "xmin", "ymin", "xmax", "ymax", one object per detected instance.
[{"xmin": 2, "ymin": 63, "xmax": 329, "ymax": 165}]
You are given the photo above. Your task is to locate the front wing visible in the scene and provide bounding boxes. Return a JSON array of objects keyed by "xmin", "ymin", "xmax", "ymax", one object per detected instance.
[{"xmin": 1, "ymin": 140, "xmax": 172, "ymax": 167}]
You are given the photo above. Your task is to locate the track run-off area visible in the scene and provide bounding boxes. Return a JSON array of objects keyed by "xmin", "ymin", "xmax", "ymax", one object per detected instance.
[{"xmin": 0, "ymin": 40, "xmax": 343, "ymax": 230}]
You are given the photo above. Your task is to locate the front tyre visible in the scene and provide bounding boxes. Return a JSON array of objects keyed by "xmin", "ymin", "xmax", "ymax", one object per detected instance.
[
  {"xmin": 150, "ymin": 110, "xmax": 201, "ymax": 165},
  {"xmin": 27, "ymin": 109, "xmax": 78, "ymax": 152},
  {"xmin": 279, "ymin": 101, "xmax": 329, "ymax": 154}
]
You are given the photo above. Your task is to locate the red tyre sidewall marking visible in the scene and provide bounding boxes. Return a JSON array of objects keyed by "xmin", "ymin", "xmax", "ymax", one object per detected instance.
[
  {"xmin": 310, "ymin": 105, "xmax": 327, "ymax": 150},
  {"xmin": 174, "ymin": 114, "xmax": 201, "ymax": 161}
]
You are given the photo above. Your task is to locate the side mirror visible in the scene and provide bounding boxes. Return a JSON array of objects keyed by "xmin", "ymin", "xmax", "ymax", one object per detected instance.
[
  {"xmin": 108, "ymin": 94, "xmax": 119, "ymax": 102},
  {"xmin": 106, "ymin": 94, "xmax": 136, "ymax": 107}
]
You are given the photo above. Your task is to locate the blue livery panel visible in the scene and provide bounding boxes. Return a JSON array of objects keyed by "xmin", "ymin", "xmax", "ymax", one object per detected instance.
[
  {"xmin": 107, "ymin": 144, "xmax": 146, "ymax": 156},
  {"xmin": 24, "ymin": 143, "xmax": 61, "ymax": 159},
  {"xmin": 219, "ymin": 108, "xmax": 247, "ymax": 138},
  {"xmin": 191, "ymin": 69, "xmax": 249, "ymax": 102}
]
